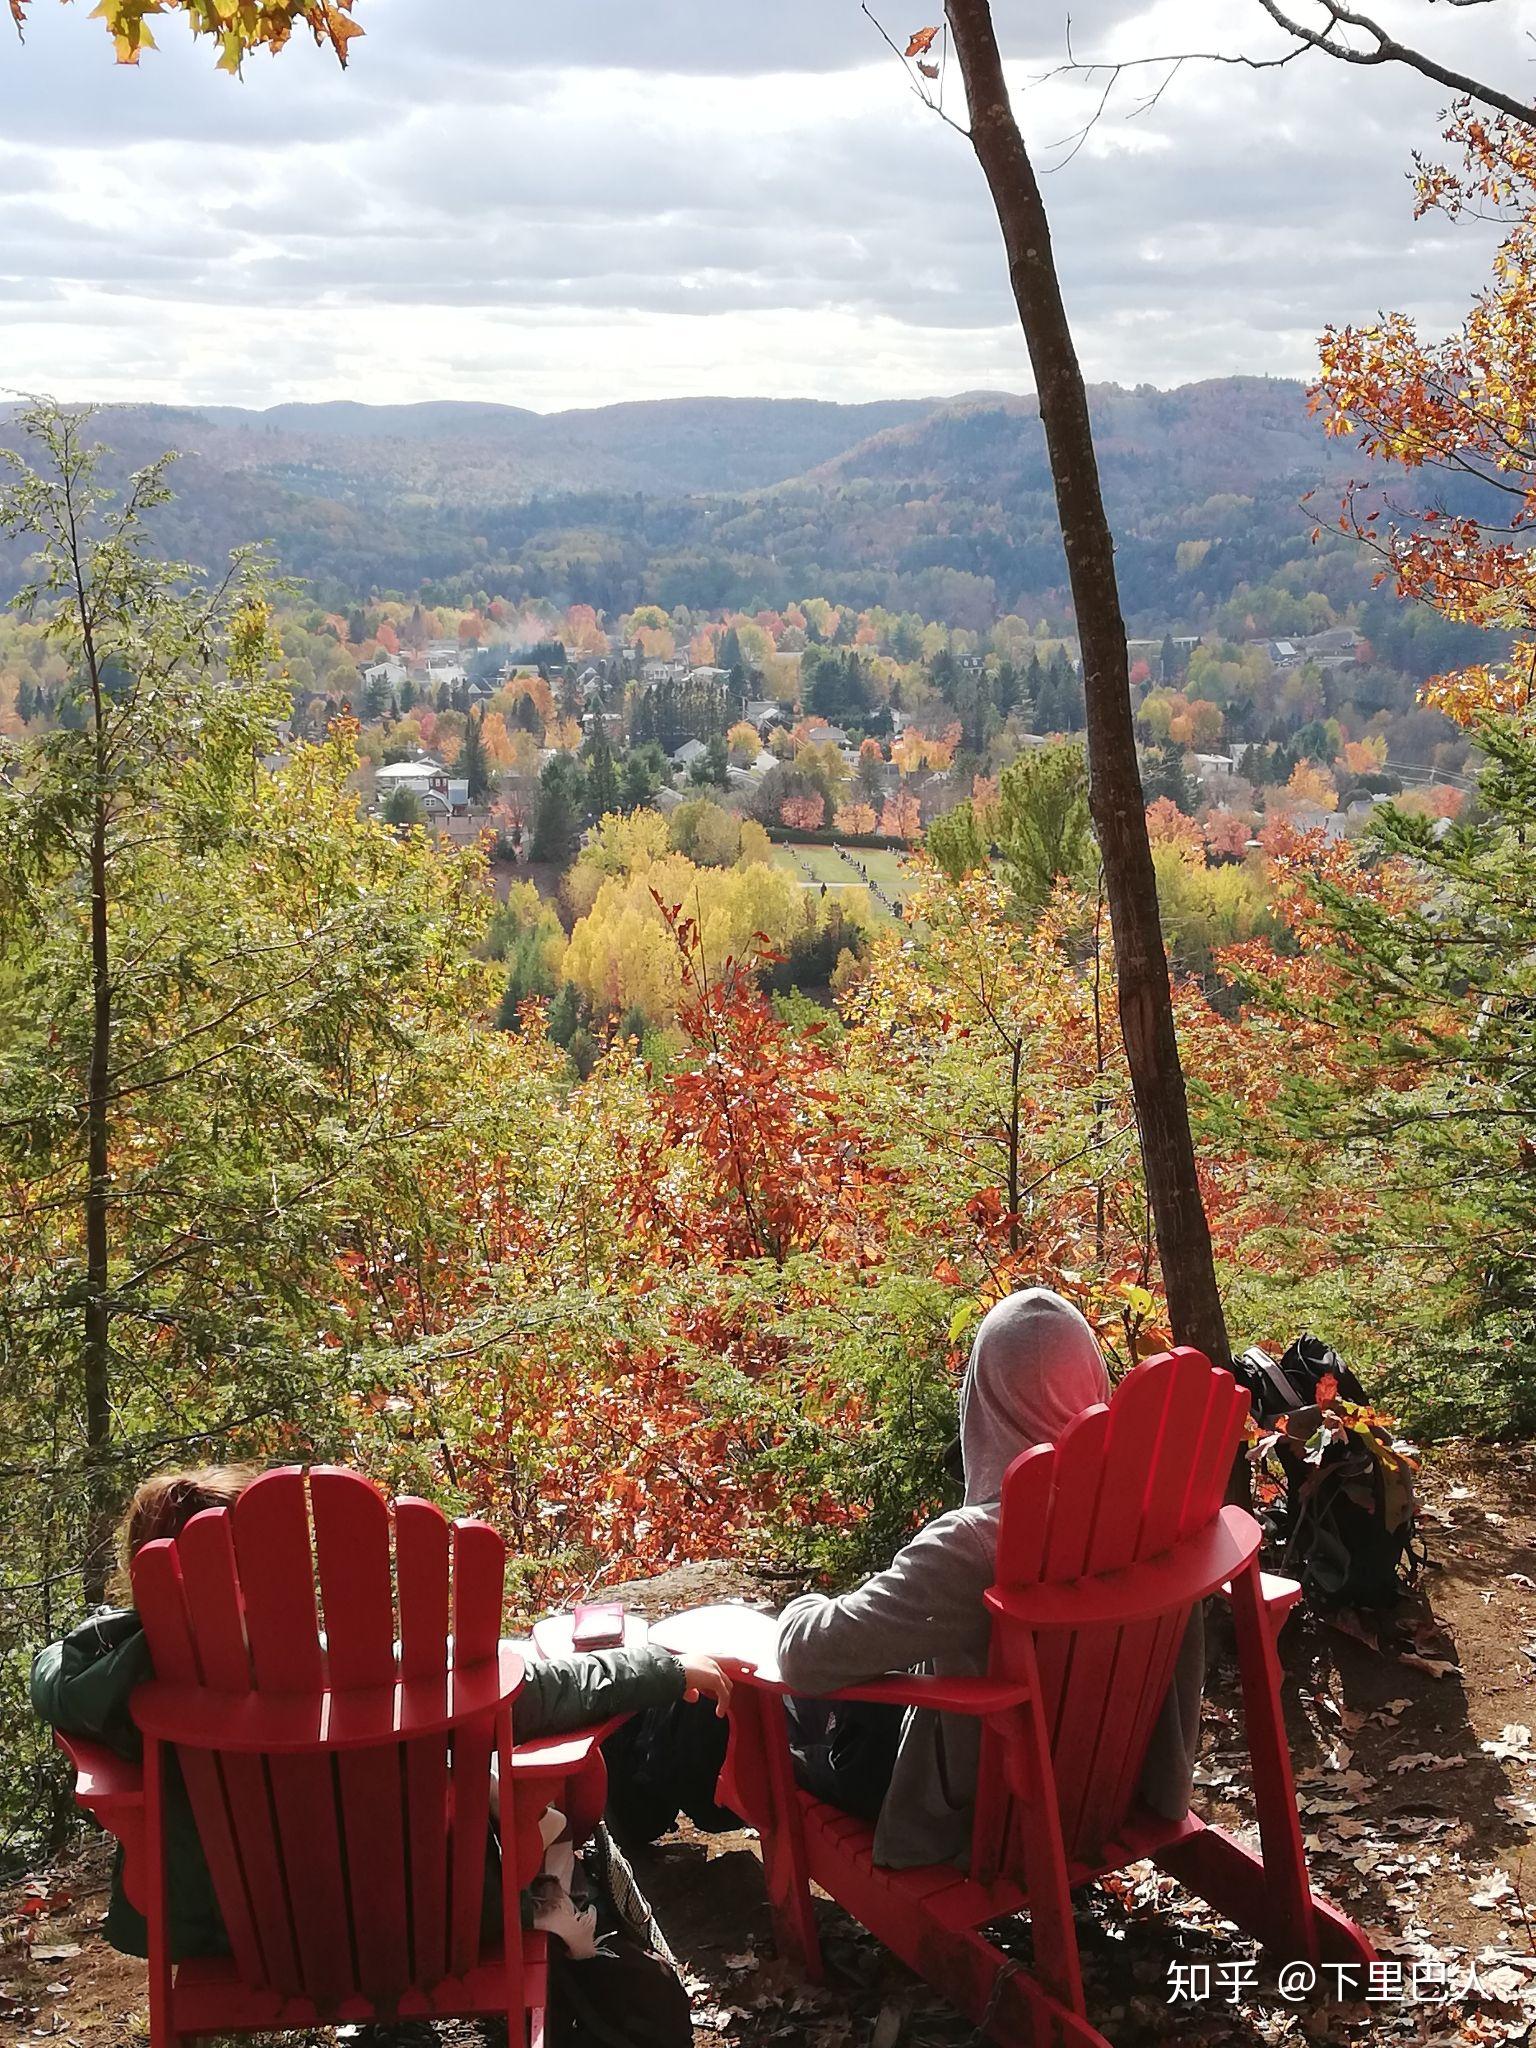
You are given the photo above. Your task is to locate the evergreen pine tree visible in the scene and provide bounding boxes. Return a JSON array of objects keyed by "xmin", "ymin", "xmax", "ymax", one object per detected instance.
[
  {"xmin": 1022, "ymin": 651, "xmax": 1044, "ymax": 731},
  {"xmin": 530, "ymin": 756, "xmax": 583, "ymax": 864},
  {"xmin": 546, "ymin": 980, "xmax": 581, "ymax": 1048},
  {"xmin": 617, "ymin": 1002, "xmax": 648, "ymax": 1047},
  {"xmin": 585, "ymin": 727, "xmax": 620, "ymax": 817},
  {"xmin": 1282, "ymin": 719, "xmax": 1536, "ymax": 1427},
  {"xmin": 1141, "ymin": 743, "xmax": 1196, "ymax": 814},
  {"xmin": 460, "ymin": 707, "xmax": 491, "ymax": 802},
  {"xmin": 566, "ymin": 1026, "xmax": 598, "ymax": 1082},
  {"xmin": 619, "ymin": 751, "xmax": 655, "ymax": 813}
]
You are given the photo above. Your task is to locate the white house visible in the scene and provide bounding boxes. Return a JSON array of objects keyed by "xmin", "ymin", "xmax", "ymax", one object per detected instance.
[
  {"xmin": 375, "ymin": 756, "xmax": 470, "ymax": 817},
  {"xmin": 361, "ymin": 656, "xmax": 409, "ymax": 694}
]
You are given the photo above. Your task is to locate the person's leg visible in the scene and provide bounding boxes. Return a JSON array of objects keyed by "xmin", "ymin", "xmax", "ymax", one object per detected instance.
[{"xmin": 784, "ymin": 1697, "xmax": 904, "ymax": 1825}]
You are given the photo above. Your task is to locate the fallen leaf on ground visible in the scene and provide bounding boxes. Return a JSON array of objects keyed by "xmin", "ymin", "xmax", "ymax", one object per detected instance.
[
  {"xmin": 1400, "ymin": 1651, "xmax": 1461, "ymax": 1679},
  {"xmin": 1480, "ymin": 1725, "xmax": 1533, "ymax": 1762},
  {"xmin": 1470, "ymin": 1872, "xmax": 1516, "ymax": 1909},
  {"xmin": 870, "ymin": 2000, "xmax": 906, "ymax": 2048}
]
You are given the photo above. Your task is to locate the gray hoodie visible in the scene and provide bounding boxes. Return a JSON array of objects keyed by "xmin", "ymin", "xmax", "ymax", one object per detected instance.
[{"xmin": 777, "ymin": 1289, "xmax": 1203, "ymax": 1869}]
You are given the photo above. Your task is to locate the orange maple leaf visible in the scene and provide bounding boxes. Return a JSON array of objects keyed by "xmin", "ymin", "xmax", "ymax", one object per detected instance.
[{"xmin": 905, "ymin": 25, "xmax": 940, "ymax": 57}]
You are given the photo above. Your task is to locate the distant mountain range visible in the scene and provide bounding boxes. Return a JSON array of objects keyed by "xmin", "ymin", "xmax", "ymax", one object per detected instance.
[
  {"xmin": 0, "ymin": 379, "xmax": 1368, "ymax": 630},
  {"xmin": 137, "ymin": 394, "xmax": 946, "ymax": 498}
]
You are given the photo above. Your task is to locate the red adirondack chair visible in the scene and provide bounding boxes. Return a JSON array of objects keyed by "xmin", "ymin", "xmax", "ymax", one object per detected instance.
[
  {"xmin": 655, "ymin": 1348, "xmax": 1373, "ymax": 2048},
  {"xmin": 54, "ymin": 1466, "xmax": 615, "ymax": 2047}
]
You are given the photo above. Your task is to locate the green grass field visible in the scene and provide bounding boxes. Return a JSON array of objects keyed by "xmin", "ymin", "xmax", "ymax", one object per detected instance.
[{"xmin": 771, "ymin": 841, "xmax": 917, "ymax": 917}]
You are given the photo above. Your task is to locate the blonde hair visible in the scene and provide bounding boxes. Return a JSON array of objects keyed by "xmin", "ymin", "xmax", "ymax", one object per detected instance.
[{"xmin": 121, "ymin": 1465, "xmax": 255, "ymax": 1568}]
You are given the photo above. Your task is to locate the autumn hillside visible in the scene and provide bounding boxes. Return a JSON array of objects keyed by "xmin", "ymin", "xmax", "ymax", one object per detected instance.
[{"xmin": 0, "ymin": 378, "xmax": 1372, "ymax": 625}]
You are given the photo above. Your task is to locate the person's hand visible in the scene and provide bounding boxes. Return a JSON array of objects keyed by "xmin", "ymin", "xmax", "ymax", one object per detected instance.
[{"xmin": 681, "ymin": 1654, "xmax": 733, "ymax": 1718}]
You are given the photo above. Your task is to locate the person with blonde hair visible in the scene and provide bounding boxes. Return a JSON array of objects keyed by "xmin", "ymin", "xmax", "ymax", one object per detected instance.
[{"xmin": 33, "ymin": 1464, "xmax": 729, "ymax": 1965}]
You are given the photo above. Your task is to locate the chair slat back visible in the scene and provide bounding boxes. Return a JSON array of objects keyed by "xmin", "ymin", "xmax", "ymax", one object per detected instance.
[
  {"xmin": 982, "ymin": 1349, "xmax": 1250, "ymax": 1876},
  {"xmin": 132, "ymin": 1466, "xmax": 511, "ymax": 2013}
]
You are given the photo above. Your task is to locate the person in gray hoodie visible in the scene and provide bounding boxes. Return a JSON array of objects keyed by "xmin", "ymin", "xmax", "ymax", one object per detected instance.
[{"xmin": 776, "ymin": 1287, "xmax": 1204, "ymax": 1870}]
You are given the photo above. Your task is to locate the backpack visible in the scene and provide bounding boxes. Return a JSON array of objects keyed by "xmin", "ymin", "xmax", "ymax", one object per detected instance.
[
  {"xmin": 1234, "ymin": 1333, "xmax": 1368, "ymax": 1421},
  {"xmin": 548, "ymin": 1927, "xmax": 693, "ymax": 2048},
  {"xmin": 1243, "ymin": 1336, "xmax": 1423, "ymax": 1611},
  {"xmin": 1279, "ymin": 1424, "xmax": 1424, "ymax": 1610},
  {"xmin": 546, "ymin": 1826, "xmax": 693, "ymax": 2048}
]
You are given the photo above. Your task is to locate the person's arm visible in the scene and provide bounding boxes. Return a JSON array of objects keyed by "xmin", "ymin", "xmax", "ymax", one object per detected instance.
[
  {"xmin": 513, "ymin": 1642, "xmax": 730, "ymax": 1740},
  {"xmin": 31, "ymin": 1611, "xmax": 154, "ymax": 1760},
  {"xmin": 777, "ymin": 1513, "xmax": 992, "ymax": 1696}
]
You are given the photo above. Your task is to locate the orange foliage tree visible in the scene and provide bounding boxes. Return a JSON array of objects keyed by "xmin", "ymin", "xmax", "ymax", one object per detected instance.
[
  {"xmin": 879, "ymin": 789, "xmax": 921, "ymax": 840},
  {"xmin": 16, "ymin": 0, "xmax": 365, "ymax": 68},
  {"xmin": 780, "ymin": 793, "xmax": 825, "ymax": 831},
  {"xmin": 1284, "ymin": 760, "xmax": 1339, "ymax": 812},
  {"xmin": 1145, "ymin": 797, "xmax": 1203, "ymax": 854},
  {"xmin": 1315, "ymin": 105, "xmax": 1536, "ymax": 723}
]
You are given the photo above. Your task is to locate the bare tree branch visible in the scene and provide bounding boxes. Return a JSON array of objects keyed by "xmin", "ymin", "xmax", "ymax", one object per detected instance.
[
  {"xmin": 1040, "ymin": 0, "xmax": 1533, "ymax": 142},
  {"xmin": 860, "ymin": 5, "xmax": 973, "ymax": 136},
  {"xmin": 1251, "ymin": 2, "xmax": 1534, "ymax": 124}
]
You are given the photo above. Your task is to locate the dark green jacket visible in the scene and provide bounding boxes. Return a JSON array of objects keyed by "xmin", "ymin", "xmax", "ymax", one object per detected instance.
[{"xmin": 33, "ymin": 1607, "xmax": 686, "ymax": 1962}]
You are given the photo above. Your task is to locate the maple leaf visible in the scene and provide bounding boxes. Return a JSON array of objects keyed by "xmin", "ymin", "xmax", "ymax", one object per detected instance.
[
  {"xmin": 917, "ymin": 59, "xmax": 939, "ymax": 78},
  {"xmin": 905, "ymin": 25, "xmax": 939, "ymax": 57}
]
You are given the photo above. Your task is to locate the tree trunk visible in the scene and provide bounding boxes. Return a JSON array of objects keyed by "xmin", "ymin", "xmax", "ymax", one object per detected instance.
[
  {"xmin": 946, "ymin": 0, "xmax": 1231, "ymax": 1368},
  {"xmin": 66, "ymin": 418, "xmax": 116, "ymax": 1604},
  {"xmin": 82, "ymin": 781, "xmax": 114, "ymax": 1602}
]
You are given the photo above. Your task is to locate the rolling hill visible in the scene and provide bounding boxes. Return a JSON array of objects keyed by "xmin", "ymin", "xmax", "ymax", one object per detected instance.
[{"xmin": 0, "ymin": 380, "xmax": 1366, "ymax": 630}]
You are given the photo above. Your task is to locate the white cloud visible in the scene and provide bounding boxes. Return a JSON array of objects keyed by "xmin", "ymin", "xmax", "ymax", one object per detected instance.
[{"xmin": 0, "ymin": 0, "xmax": 1518, "ymax": 408}]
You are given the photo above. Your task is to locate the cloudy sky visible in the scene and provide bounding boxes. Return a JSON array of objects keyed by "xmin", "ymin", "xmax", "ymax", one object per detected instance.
[{"xmin": 0, "ymin": 0, "xmax": 1525, "ymax": 412}]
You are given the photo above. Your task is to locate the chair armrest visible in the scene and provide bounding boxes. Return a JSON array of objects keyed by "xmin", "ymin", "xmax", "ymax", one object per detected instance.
[
  {"xmin": 1219, "ymin": 1568, "xmax": 1304, "ymax": 1632},
  {"xmin": 54, "ymin": 1731, "xmax": 143, "ymax": 1813},
  {"xmin": 55, "ymin": 1733, "xmax": 148, "ymax": 1913},
  {"xmin": 507, "ymin": 1715, "xmax": 630, "ymax": 1777},
  {"xmin": 652, "ymin": 1609, "xmax": 1031, "ymax": 1717},
  {"xmin": 819, "ymin": 1675, "xmax": 1033, "ymax": 1716}
]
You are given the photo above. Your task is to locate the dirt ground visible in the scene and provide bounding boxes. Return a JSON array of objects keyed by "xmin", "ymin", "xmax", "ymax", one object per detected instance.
[{"xmin": 3, "ymin": 1448, "xmax": 1533, "ymax": 2048}]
